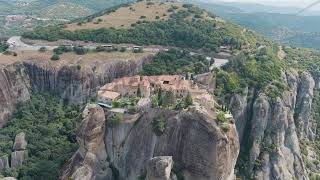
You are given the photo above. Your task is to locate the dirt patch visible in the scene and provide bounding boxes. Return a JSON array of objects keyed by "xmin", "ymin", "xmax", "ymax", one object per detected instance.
[
  {"xmin": 66, "ymin": 1, "xmax": 184, "ymax": 31},
  {"xmin": 0, "ymin": 50, "xmax": 154, "ymax": 65}
]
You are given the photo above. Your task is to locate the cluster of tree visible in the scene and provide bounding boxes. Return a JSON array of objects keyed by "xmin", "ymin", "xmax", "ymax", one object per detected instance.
[
  {"xmin": 0, "ymin": 94, "xmax": 80, "ymax": 179},
  {"xmin": 142, "ymin": 48, "xmax": 209, "ymax": 75},
  {"xmin": 53, "ymin": 45, "xmax": 88, "ymax": 55},
  {"xmin": 51, "ymin": 45, "xmax": 90, "ymax": 60},
  {"xmin": 152, "ymin": 89, "xmax": 193, "ymax": 110},
  {"xmin": 215, "ymin": 46, "xmax": 283, "ymax": 99}
]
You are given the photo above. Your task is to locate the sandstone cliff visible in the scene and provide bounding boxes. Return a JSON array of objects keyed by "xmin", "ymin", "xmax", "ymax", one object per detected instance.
[
  {"xmin": 0, "ymin": 56, "xmax": 151, "ymax": 127},
  {"xmin": 60, "ymin": 104, "xmax": 239, "ymax": 180},
  {"xmin": 230, "ymin": 69, "xmax": 316, "ymax": 179}
]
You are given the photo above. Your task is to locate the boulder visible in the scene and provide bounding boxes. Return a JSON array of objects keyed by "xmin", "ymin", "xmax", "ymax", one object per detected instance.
[
  {"xmin": 146, "ymin": 156, "xmax": 173, "ymax": 180},
  {"xmin": 13, "ymin": 132, "xmax": 27, "ymax": 151}
]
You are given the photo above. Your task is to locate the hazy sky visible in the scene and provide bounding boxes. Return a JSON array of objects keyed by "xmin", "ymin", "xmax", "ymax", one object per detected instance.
[{"xmin": 218, "ymin": 0, "xmax": 319, "ymax": 8}]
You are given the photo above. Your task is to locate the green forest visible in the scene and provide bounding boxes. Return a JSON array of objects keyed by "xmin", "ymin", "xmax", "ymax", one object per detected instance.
[
  {"xmin": 0, "ymin": 94, "xmax": 80, "ymax": 180},
  {"xmin": 22, "ymin": 6, "xmax": 245, "ymax": 52}
]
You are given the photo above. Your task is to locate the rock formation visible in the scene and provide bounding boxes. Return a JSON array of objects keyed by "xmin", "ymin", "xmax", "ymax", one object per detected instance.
[
  {"xmin": 13, "ymin": 132, "xmax": 27, "ymax": 151},
  {"xmin": 60, "ymin": 104, "xmax": 110, "ymax": 180},
  {"xmin": 0, "ymin": 132, "xmax": 28, "ymax": 171},
  {"xmin": 11, "ymin": 132, "xmax": 28, "ymax": 169},
  {"xmin": 229, "ymin": 69, "xmax": 315, "ymax": 180},
  {"xmin": 146, "ymin": 156, "xmax": 173, "ymax": 180},
  {"xmin": 11, "ymin": 151, "xmax": 27, "ymax": 169},
  {"xmin": 60, "ymin": 104, "xmax": 239, "ymax": 180}
]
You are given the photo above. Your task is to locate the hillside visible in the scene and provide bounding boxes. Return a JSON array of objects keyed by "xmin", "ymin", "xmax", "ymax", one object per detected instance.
[
  {"xmin": 188, "ymin": 0, "xmax": 320, "ymax": 49},
  {"xmin": 23, "ymin": 0, "xmax": 272, "ymax": 53}
]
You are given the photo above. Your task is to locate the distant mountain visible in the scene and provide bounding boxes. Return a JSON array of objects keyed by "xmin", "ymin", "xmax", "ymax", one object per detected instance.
[{"xmin": 187, "ymin": 0, "xmax": 320, "ymax": 49}]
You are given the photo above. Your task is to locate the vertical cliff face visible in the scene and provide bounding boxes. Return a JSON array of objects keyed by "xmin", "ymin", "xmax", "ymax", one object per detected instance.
[
  {"xmin": 61, "ymin": 105, "xmax": 240, "ymax": 180},
  {"xmin": 24, "ymin": 58, "xmax": 151, "ymax": 103},
  {"xmin": 231, "ymin": 69, "xmax": 316, "ymax": 180},
  {"xmin": 0, "ymin": 64, "xmax": 31, "ymax": 127},
  {"xmin": 0, "ymin": 56, "xmax": 151, "ymax": 126}
]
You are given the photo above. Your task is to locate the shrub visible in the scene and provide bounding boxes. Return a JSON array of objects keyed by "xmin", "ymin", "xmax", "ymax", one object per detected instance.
[
  {"xmin": 51, "ymin": 54, "xmax": 60, "ymax": 61},
  {"xmin": 76, "ymin": 65, "xmax": 81, "ymax": 70},
  {"xmin": 128, "ymin": 106, "xmax": 138, "ymax": 114},
  {"xmin": 184, "ymin": 93, "xmax": 193, "ymax": 108},
  {"xmin": 120, "ymin": 46, "xmax": 127, "ymax": 52},
  {"xmin": 217, "ymin": 112, "xmax": 226, "ymax": 122},
  {"xmin": 73, "ymin": 46, "xmax": 88, "ymax": 55},
  {"xmin": 152, "ymin": 116, "xmax": 166, "ymax": 136},
  {"xmin": 151, "ymin": 95, "xmax": 158, "ymax": 108},
  {"xmin": 194, "ymin": 14, "xmax": 202, "ymax": 18},
  {"xmin": 53, "ymin": 45, "xmax": 72, "ymax": 55},
  {"xmin": 221, "ymin": 123, "xmax": 230, "ymax": 133},
  {"xmin": 39, "ymin": 47, "xmax": 47, "ymax": 52},
  {"xmin": 175, "ymin": 101, "xmax": 185, "ymax": 110},
  {"xmin": 112, "ymin": 101, "xmax": 121, "ymax": 108},
  {"xmin": 95, "ymin": 46, "xmax": 106, "ymax": 52},
  {"xmin": 109, "ymin": 114, "xmax": 124, "ymax": 126}
]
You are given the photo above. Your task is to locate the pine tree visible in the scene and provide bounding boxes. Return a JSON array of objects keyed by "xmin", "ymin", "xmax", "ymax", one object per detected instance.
[
  {"xmin": 185, "ymin": 93, "xmax": 193, "ymax": 107},
  {"xmin": 157, "ymin": 89, "xmax": 163, "ymax": 106}
]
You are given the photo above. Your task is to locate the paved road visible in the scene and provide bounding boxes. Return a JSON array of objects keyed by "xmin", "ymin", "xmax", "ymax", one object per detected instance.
[
  {"xmin": 7, "ymin": 36, "xmax": 58, "ymax": 51},
  {"xmin": 7, "ymin": 36, "xmax": 230, "ymax": 67}
]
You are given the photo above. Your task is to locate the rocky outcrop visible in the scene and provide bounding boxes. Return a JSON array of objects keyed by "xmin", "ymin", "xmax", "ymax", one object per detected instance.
[
  {"xmin": 231, "ymin": 69, "xmax": 315, "ymax": 180},
  {"xmin": 60, "ymin": 104, "xmax": 110, "ymax": 180},
  {"xmin": 295, "ymin": 72, "xmax": 316, "ymax": 140},
  {"xmin": 11, "ymin": 151, "xmax": 27, "ymax": 169},
  {"xmin": 146, "ymin": 156, "xmax": 173, "ymax": 180},
  {"xmin": 11, "ymin": 132, "xmax": 28, "ymax": 169},
  {"xmin": 0, "ymin": 56, "xmax": 151, "ymax": 126},
  {"xmin": 13, "ymin": 132, "xmax": 27, "ymax": 151},
  {"xmin": 61, "ymin": 104, "xmax": 239, "ymax": 180},
  {"xmin": 0, "ymin": 155, "xmax": 9, "ymax": 170}
]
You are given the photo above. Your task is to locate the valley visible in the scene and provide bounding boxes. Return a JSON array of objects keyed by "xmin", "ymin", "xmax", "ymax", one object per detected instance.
[{"xmin": 0, "ymin": 0, "xmax": 133, "ymax": 37}]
